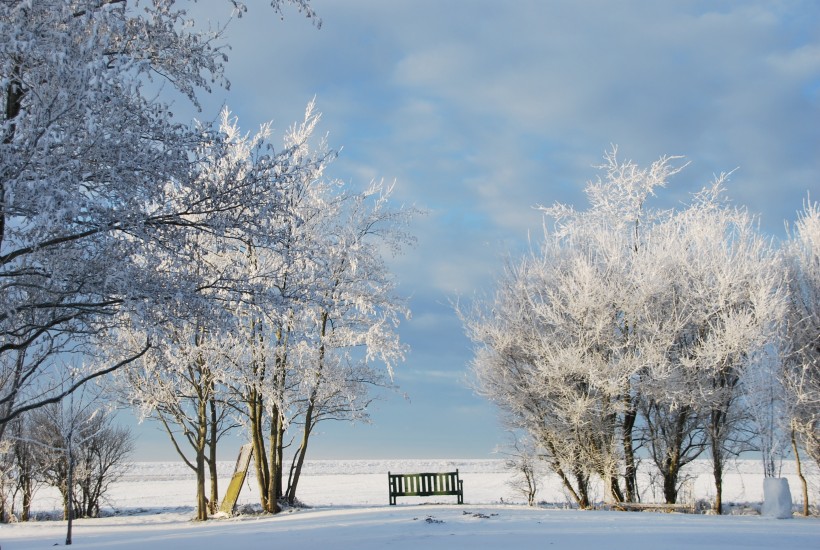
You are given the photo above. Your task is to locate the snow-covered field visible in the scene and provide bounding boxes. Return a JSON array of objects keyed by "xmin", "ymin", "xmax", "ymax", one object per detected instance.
[{"xmin": 3, "ymin": 459, "xmax": 819, "ymax": 549}]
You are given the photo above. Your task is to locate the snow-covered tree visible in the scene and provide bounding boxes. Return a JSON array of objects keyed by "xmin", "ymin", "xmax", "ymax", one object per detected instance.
[
  {"xmin": 0, "ymin": 412, "xmax": 47, "ymax": 522},
  {"xmin": 628, "ymin": 181, "xmax": 785, "ymax": 511},
  {"xmin": 119, "ymin": 318, "xmax": 233, "ymax": 521},
  {"xmin": 0, "ymin": 0, "xmax": 318, "ymax": 431},
  {"xmin": 215, "ymin": 107, "xmax": 342, "ymax": 514},
  {"xmin": 782, "ymin": 199, "xmax": 820, "ymax": 514},
  {"xmin": 28, "ymin": 377, "xmax": 125, "ymax": 544},
  {"xmin": 114, "ymin": 105, "xmax": 330, "ymax": 520},
  {"xmin": 6, "ymin": 412, "xmax": 47, "ymax": 521},
  {"xmin": 224, "ymin": 173, "xmax": 415, "ymax": 513},
  {"xmin": 463, "ymin": 150, "xmax": 785, "ymax": 512},
  {"xmin": 498, "ymin": 434, "xmax": 546, "ymax": 506},
  {"xmin": 463, "ymin": 151, "xmax": 682, "ymax": 508},
  {"xmin": 283, "ymin": 181, "xmax": 413, "ymax": 505}
]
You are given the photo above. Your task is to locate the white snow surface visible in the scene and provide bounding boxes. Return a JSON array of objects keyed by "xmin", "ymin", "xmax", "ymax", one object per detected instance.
[{"xmin": 2, "ymin": 459, "xmax": 819, "ymax": 549}]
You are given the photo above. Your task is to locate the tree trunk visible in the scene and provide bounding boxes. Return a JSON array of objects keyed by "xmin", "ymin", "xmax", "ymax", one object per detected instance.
[
  {"xmin": 286, "ymin": 315, "xmax": 328, "ymax": 505},
  {"xmin": 66, "ymin": 440, "xmax": 74, "ymax": 545},
  {"xmin": 544, "ymin": 440, "xmax": 591, "ymax": 509},
  {"xmin": 574, "ymin": 469, "xmax": 591, "ymax": 509},
  {"xmin": 707, "ymin": 369, "xmax": 738, "ymax": 515},
  {"xmin": 712, "ymin": 448, "xmax": 723, "ymax": 515},
  {"xmin": 249, "ymin": 390, "xmax": 271, "ymax": 512},
  {"xmin": 195, "ymin": 395, "xmax": 209, "ymax": 521},
  {"xmin": 608, "ymin": 475, "xmax": 625, "ymax": 504},
  {"xmin": 265, "ymin": 409, "xmax": 284, "ymax": 513},
  {"xmin": 195, "ymin": 450, "xmax": 208, "ymax": 521},
  {"xmin": 709, "ymin": 401, "xmax": 727, "ymax": 513},
  {"xmin": 710, "ymin": 424, "xmax": 725, "ymax": 515},
  {"xmin": 662, "ymin": 464, "xmax": 679, "ymax": 505},
  {"xmin": 286, "ymin": 408, "xmax": 314, "ymax": 505},
  {"xmin": 657, "ymin": 405, "xmax": 693, "ymax": 505},
  {"xmin": 660, "ymin": 438, "xmax": 685, "ymax": 505},
  {"xmin": 208, "ymin": 395, "xmax": 219, "ymax": 515},
  {"xmin": 621, "ymin": 399, "xmax": 638, "ymax": 502},
  {"xmin": 20, "ymin": 471, "xmax": 32, "ymax": 522},
  {"xmin": 792, "ymin": 427, "xmax": 809, "ymax": 516}
]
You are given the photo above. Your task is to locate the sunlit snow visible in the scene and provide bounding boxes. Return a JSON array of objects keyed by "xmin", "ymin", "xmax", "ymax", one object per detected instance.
[{"xmin": 2, "ymin": 459, "xmax": 818, "ymax": 549}]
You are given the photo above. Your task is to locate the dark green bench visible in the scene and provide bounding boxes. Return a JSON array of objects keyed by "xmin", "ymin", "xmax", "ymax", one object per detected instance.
[{"xmin": 388, "ymin": 470, "xmax": 464, "ymax": 505}]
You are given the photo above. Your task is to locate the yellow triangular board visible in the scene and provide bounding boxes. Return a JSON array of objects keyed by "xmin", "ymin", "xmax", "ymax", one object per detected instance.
[{"xmin": 219, "ymin": 443, "xmax": 254, "ymax": 515}]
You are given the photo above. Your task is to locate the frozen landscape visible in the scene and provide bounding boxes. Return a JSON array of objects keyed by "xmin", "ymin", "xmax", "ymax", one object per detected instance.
[
  {"xmin": 2, "ymin": 3, "xmax": 820, "ymax": 550},
  {"xmin": 2, "ymin": 459, "xmax": 819, "ymax": 549}
]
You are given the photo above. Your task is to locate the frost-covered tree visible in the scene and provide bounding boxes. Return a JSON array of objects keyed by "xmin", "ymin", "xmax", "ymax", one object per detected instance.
[
  {"xmin": 783, "ymin": 199, "xmax": 820, "ymax": 513},
  {"xmin": 462, "ymin": 151, "xmax": 682, "ymax": 508},
  {"xmin": 0, "ymin": 0, "xmax": 318, "ymax": 430},
  {"xmin": 0, "ymin": 412, "xmax": 47, "ymax": 522},
  {"xmin": 283, "ymin": 182, "xmax": 413, "ymax": 505},
  {"xmin": 70, "ymin": 414, "xmax": 133, "ymax": 519},
  {"xmin": 225, "ymin": 174, "xmax": 414, "ymax": 513},
  {"xmin": 464, "ymin": 150, "xmax": 785, "ymax": 512},
  {"xmin": 28, "ymin": 378, "xmax": 126, "ymax": 544},
  {"xmin": 632, "ymin": 183, "xmax": 784, "ymax": 511},
  {"xmin": 115, "ymin": 105, "xmax": 327, "ymax": 520},
  {"xmin": 216, "ymin": 108, "xmax": 342, "ymax": 514},
  {"xmin": 8, "ymin": 413, "xmax": 46, "ymax": 521},
  {"xmin": 498, "ymin": 434, "xmax": 545, "ymax": 506},
  {"xmin": 120, "ymin": 318, "xmax": 233, "ymax": 521}
]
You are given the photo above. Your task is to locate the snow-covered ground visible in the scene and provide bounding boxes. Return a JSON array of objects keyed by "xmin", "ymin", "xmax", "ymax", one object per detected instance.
[{"xmin": 2, "ymin": 459, "xmax": 819, "ymax": 549}]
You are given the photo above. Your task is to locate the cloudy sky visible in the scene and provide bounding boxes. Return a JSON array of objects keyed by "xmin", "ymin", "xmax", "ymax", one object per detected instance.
[{"xmin": 131, "ymin": 0, "xmax": 819, "ymax": 460}]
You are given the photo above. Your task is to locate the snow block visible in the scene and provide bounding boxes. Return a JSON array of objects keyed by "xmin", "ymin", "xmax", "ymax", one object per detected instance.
[{"xmin": 762, "ymin": 477, "xmax": 792, "ymax": 519}]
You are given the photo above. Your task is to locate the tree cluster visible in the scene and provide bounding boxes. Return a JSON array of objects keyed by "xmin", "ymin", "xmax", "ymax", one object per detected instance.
[
  {"xmin": 0, "ymin": 0, "xmax": 415, "ymax": 523},
  {"xmin": 117, "ymin": 166, "xmax": 415, "ymax": 519},
  {"xmin": 462, "ymin": 150, "xmax": 819, "ymax": 514},
  {"xmin": 0, "ymin": 390, "xmax": 133, "ymax": 523}
]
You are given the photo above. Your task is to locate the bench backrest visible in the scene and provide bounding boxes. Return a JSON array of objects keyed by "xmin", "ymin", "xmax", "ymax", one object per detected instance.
[{"xmin": 388, "ymin": 471, "xmax": 461, "ymax": 495}]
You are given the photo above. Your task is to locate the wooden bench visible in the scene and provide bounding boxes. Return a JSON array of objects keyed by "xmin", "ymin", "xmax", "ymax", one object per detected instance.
[{"xmin": 388, "ymin": 470, "xmax": 464, "ymax": 505}]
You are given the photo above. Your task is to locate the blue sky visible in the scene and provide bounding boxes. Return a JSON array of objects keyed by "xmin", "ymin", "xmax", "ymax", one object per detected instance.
[{"xmin": 128, "ymin": 0, "xmax": 820, "ymax": 460}]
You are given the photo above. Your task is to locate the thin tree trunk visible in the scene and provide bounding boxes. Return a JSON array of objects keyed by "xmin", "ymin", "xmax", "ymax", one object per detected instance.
[
  {"xmin": 622, "ymin": 400, "xmax": 638, "ymax": 503},
  {"xmin": 264, "ymin": 408, "xmax": 283, "ymax": 513},
  {"xmin": 286, "ymin": 313, "xmax": 329, "ymax": 505},
  {"xmin": 66, "ymin": 439, "xmax": 74, "ymax": 545},
  {"xmin": 208, "ymin": 395, "xmax": 219, "ymax": 514},
  {"xmin": 2, "ymin": 66, "xmax": 25, "ymax": 250},
  {"xmin": 248, "ymin": 388, "xmax": 271, "ymax": 512},
  {"xmin": 544, "ymin": 441, "xmax": 590, "ymax": 509},
  {"xmin": 792, "ymin": 427, "xmax": 809, "ymax": 516},
  {"xmin": 710, "ymin": 408, "xmax": 726, "ymax": 514},
  {"xmin": 574, "ymin": 469, "xmax": 591, "ymax": 509},
  {"xmin": 195, "ymin": 395, "xmax": 209, "ymax": 521},
  {"xmin": 192, "ymin": 367, "xmax": 210, "ymax": 522},
  {"xmin": 660, "ymin": 406, "xmax": 691, "ymax": 505},
  {"xmin": 0, "ymin": 350, "xmax": 27, "ymax": 443},
  {"xmin": 712, "ymin": 446, "xmax": 723, "ymax": 515},
  {"xmin": 608, "ymin": 475, "xmax": 625, "ymax": 504},
  {"xmin": 21, "ymin": 482, "xmax": 31, "ymax": 521},
  {"xmin": 286, "ymin": 408, "xmax": 313, "ymax": 505},
  {"xmin": 195, "ymin": 449, "xmax": 207, "ymax": 521}
]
